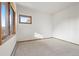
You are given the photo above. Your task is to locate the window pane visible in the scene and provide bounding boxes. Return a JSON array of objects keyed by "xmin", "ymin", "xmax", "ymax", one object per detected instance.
[
  {"xmin": 1, "ymin": 2, "xmax": 8, "ymax": 38},
  {"xmin": 10, "ymin": 6, "xmax": 14, "ymax": 34},
  {"xmin": 1, "ymin": 3, "xmax": 6, "ymax": 27},
  {"xmin": 20, "ymin": 16, "xmax": 29, "ymax": 22},
  {"xmin": 19, "ymin": 15, "xmax": 31, "ymax": 24}
]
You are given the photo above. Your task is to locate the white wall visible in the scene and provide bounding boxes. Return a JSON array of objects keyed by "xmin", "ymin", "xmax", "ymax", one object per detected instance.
[
  {"xmin": 16, "ymin": 3, "xmax": 79, "ymax": 45},
  {"xmin": 0, "ymin": 35, "xmax": 16, "ymax": 56},
  {"xmin": 51, "ymin": 4, "xmax": 79, "ymax": 44},
  {"xmin": 16, "ymin": 4, "xmax": 53, "ymax": 41}
]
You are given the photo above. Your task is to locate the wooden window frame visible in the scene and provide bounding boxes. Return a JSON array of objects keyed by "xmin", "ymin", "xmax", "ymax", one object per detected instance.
[
  {"xmin": 0, "ymin": 2, "xmax": 2, "ymax": 45},
  {"xmin": 19, "ymin": 15, "xmax": 32, "ymax": 24},
  {"xmin": 8, "ymin": 2, "xmax": 10, "ymax": 35},
  {"xmin": 0, "ymin": 2, "xmax": 16, "ymax": 45},
  {"xmin": 9, "ymin": 2, "xmax": 15, "ymax": 35}
]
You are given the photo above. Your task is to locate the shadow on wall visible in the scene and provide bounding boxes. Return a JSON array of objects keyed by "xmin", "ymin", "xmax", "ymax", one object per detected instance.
[{"xmin": 34, "ymin": 32, "xmax": 44, "ymax": 38}]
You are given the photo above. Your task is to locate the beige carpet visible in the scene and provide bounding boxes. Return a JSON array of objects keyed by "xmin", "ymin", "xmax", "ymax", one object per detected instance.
[{"xmin": 15, "ymin": 38, "xmax": 79, "ymax": 56}]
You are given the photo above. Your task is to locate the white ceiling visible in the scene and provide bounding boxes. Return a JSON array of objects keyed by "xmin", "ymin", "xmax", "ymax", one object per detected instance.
[{"xmin": 16, "ymin": 2, "xmax": 79, "ymax": 14}]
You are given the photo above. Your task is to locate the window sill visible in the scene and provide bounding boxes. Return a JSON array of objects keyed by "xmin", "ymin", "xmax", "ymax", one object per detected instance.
[{"xmin": 2, "ymin": 34, "xmax": 16, "ymax": 44}]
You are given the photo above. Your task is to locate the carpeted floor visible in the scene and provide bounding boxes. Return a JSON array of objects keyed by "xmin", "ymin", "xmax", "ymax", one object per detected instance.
[{"xmin": 15, "ymin": 38, "xmax": 79, "ymax": 56}]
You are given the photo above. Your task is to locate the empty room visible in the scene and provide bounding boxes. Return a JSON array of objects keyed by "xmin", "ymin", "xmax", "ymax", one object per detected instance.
[{"xmin": 0, "ymin": 1, "xmax": 79, "ymax": 56}]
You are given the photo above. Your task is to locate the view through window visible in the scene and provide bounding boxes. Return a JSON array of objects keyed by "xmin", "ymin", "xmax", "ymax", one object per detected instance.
[
  {"xmin": 0, "ymin": 2, "xmax": 15, "ymax": 44},
  {"xmin": 1, "ymin": 2, "xmax": 9, "ymax": 38}
]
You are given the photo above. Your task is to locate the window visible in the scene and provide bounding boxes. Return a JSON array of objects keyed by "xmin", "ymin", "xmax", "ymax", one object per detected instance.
[
  {"xmin": 0, "ymin": 2, "xmax": 16, "ymax": 45},
  {"xmin": 1, "ymin": 2, "xmax": 9, "ymax": 39},
  {"xmin": 10, "ymin": 6, "xmax": 14, "ymax": 34},
  {"xmin": 19, "ymin": 15, "xmax": 32, "ymax": 24}
]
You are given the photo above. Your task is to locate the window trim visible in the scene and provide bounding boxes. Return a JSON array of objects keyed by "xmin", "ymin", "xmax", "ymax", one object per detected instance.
[
  {"xmin": 8, "ymin": 2, "xmax": 10, "ymax": 35},
  {"xmin": 10, "ymin": 2, "xmax": 16, "ymax": 34},
  {"xmin": 9, "ymin": 3, "xmax": 15, "ymax": 35},
  {"xmin": 0, "ymin": 2, "xmax": 2, "ymax": 45}
]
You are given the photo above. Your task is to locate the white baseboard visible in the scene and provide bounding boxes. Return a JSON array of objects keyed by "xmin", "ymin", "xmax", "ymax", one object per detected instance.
[
  {"xmin": 17, "ymin": 37, "xmax": 53, "ymax": 43},
  {"xmin": 52, "ymin": 37, "xmax": 79, "ymax": 46},
  {"xmin": 11, "ymin": 43, "xmax": 17, "ymax": 56},
  {"xmin": 17, "ymin": 37, "xmax": 79, "ymax": 46}
]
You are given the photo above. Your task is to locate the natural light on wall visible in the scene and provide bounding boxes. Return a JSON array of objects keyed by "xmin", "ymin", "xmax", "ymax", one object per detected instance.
[{"xmin": 34, "ymin": 32, "xmax": 44, "ymax": 38}]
